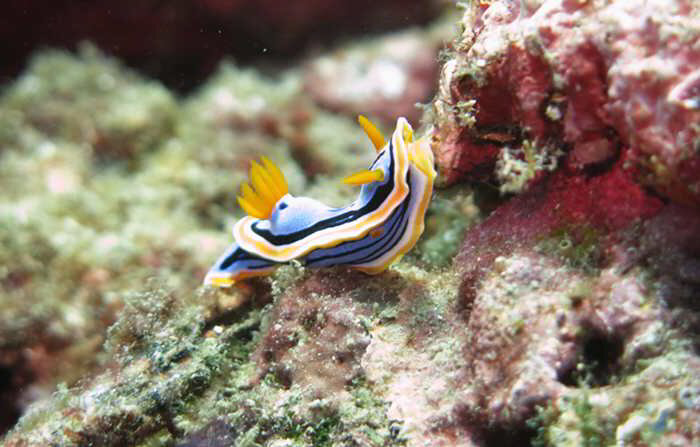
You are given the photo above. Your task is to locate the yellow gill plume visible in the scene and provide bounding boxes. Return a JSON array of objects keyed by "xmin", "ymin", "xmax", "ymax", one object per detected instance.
[{"xmin": 237, "ymin": 156, "xmax": 289, "ymax": 219}]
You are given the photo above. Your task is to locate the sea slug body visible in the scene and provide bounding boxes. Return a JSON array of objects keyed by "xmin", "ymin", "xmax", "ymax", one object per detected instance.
[{"xmin": 204, "ymin": 116, "xmax": 437, "ymax": 287}]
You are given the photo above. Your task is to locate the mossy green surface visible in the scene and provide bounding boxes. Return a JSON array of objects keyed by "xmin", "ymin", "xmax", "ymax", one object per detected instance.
[
  {"xmin": 0, "ymin": 39, "xmax": 462, "ymax": 446},
  {"xmin": 1, "ymin": 43, "xmax": 176, "ymax": 163},
  {"xmin": 535, "ymin": 226, "xmax": 603, "ymax": 274},
  {"xmin": 528, "ymin": 350, "xmax": 698, "ymax": 447},
  {"xmin": 411, "ymin": 184, "xmax": 478, "ymax": 268}
]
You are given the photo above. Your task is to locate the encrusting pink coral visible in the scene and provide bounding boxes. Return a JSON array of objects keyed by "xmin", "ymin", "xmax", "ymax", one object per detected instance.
[{"xmin": 431, "ymin": 0, "xmax": 700, "ymax": 205}]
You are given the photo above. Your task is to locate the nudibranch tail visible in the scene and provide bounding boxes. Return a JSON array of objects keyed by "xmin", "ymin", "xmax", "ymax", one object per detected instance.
[
  {"xmin": 407, "ymin": 136, "xmax": 436, "ymax": 179},
  {"xmin": 203, "ymin": 241, "xmax": 278, "ymax": 287},
  {"xmin": 236, "ymin": 157, "xmax": 288, "ymax": 219},
  {"xmin": 348, "ymin": 122, "xmax": 436, "ymax": 274},
  {"xmin": 204, "ymin": 116, "xmax": 437, "ymax": 288}
]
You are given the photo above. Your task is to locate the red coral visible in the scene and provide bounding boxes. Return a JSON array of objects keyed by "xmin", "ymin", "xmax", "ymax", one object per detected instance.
[
  {"xmin": 433, "ymin": 0, "xmax": 700, "ymax": 203},
  {"xmin": 455, "ymin": 155, "xmax": 663, "ymax": 299},
  {"xmin": 438, "ymin": 44, "xmax": 557, "ymax": 185}
]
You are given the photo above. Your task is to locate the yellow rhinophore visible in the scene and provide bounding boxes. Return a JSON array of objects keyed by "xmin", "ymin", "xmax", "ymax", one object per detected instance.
[
  {"xmin": 343, "ymin": 115, "xmax": 389, "ymax": 186},
  {"xmin": 357, "ymin": 115, "xmax": 386, "ymax": 152},
  {"xmin": 343, "ymin": 169, "xmax": 385, "ymax": 185}
]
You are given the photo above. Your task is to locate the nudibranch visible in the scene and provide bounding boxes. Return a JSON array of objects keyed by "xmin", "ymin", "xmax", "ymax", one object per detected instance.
[{"xmin": 204, "ymin": 116, "xmax": 437, "ymax": 287}]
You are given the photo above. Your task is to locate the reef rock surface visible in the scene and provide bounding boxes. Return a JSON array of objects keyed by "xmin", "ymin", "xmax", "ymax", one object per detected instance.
[{"xmin": 2, "ymin": 1, "xmax": 699, "ymax": 446}]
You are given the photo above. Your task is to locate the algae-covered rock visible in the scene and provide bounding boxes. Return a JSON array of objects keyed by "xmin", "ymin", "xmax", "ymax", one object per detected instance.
[
  {"xmin": 1, "ymin": 43, "xmax": 176, "ymax": 162},
  {"xmin": 303, "ymin": 25, "xmax": 447, "ymax": 126},
  {"xmin": 2, "ymin": 2, "xmax": 699, "ymax": 446},
  {"xmin": 0, "ymin": 23, "xmax": 465, "ymax": 445}
]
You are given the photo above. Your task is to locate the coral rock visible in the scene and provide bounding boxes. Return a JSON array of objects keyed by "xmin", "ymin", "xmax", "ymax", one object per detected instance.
[
  {"xmin": 303, "ymin": 28, "xmax": 443, "ymax": 125},
  {"xmin": 432, "ymin": 0, "xmax": 700, "ymax": 203}
]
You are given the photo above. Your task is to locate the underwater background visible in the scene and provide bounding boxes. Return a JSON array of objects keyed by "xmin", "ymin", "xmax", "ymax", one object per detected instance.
[{"xmin": 1, "ymin": 0, "xmax": 699, "ymax": 445}]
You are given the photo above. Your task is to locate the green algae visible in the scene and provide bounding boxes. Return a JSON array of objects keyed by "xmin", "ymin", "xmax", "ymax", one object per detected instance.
[
  {"xmin": 5, "ymin": 280, "xmax": 260, "ymax": 444},
  {"xmin": 523, "ymin": 309, "xmax": 698, "ymax": 447},
  {"xmin": 1, "ymin": 43, "xmax": 176, "ymax": 162},
  {"xmin": 0, "ymin": 44, "xmax": 301, "ymax": 443},
  {"xmin": 495, "ymin": 140, "xmax": 563, "ymax": 195},
  {"xmin": 413, "ymin": 185, "xmax": 478, "ymax": 268},
  {"xmin": 535, "ymin": 226, "xmax": 603, "ymax": 274}
]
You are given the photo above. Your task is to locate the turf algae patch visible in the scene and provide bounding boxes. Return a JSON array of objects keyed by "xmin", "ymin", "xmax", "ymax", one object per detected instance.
[
  {"xmin": 1, "ymin": 44, "xmax": 176, "ymax": 163},
  {"xmin": 3, "ymin": 284, "xmax": 263, "ymax": 446}
]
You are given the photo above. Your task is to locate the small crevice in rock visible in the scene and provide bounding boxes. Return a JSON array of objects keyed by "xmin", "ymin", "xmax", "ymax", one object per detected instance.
[
  {"xmin": 478, "ymin": 421, "xmax": 538, "ymax": 447},
  {"xmin": 559, "ymin": 328, "xmax": 624, "ymax": 387},
  {"xmin": 0, "ymin": 364, "xmax": 22, "ymax": 435}
]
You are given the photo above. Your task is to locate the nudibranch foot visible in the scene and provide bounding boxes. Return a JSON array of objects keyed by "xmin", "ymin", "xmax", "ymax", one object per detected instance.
[{"xmin": 204, "ymin": 116, "xmax": 436, "ymax": 288}]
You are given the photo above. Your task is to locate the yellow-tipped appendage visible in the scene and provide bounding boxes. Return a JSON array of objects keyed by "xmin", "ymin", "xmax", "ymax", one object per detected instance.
[
  {"xmin": 236, "ymin": 156, "xmax": 289, "ymax": 219},
  {"xmin": 343, "ymin": 169, "xmax": 385, "ymax": 186},
  {"xmin": 357, "ymin": 115, "xmax": 385, "ymax": 152},
  {"xmin": 341, "ymin": 115, "xmax": 388, "ymax": 187}
]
